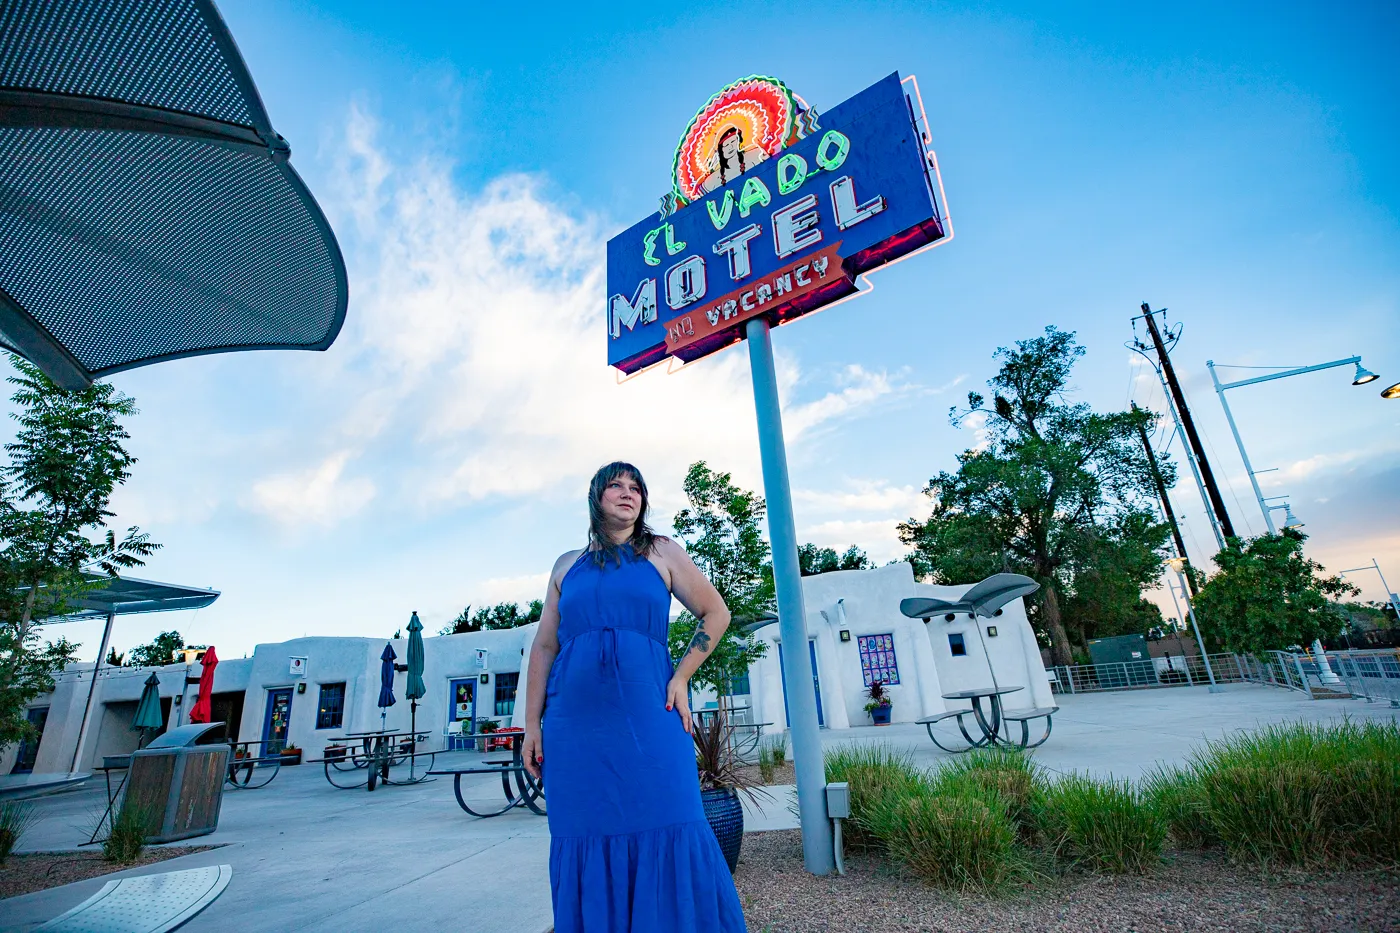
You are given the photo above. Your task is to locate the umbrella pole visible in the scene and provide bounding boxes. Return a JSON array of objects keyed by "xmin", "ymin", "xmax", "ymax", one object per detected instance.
[{"xmin": 410, "ymin": 700, "xmax": 417, "ymax": 781}]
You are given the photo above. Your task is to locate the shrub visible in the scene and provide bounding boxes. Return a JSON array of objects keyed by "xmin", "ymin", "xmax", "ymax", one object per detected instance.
[
  {"xmin": 1143, "ymin": 766, "xmax": 1215, "ymax": 850},
  {"xmin": 1168, "ymin": 720, "xmax": 1400, "ymax": 867},
  {"xmin": 823, "ymin": 744, "xmax": 927, "ymax": 850},
  {"xmin": 872, "ymin": 787, "xmax": 1019, "ymax": 889},
  {"xmin": 757, "ymin": 742, "xmax": 775, "ymax": 784},
  {"xmin": 0, "ymin": 800, "xmax": 36, "ymax": 864},
  {"xmin": 103, "ymin": 803, "xmax": 153, "ymax": 864},
  {"xmin": 933, "ymin": 748, "xmax": 1042, "ymax": 830},
  {"xmin": 1034, "ymin": 773, "xmax": 1165, "ymax": 873},
  {"xmin": 768, "ymin": 737, "xmax": 787, "ymax": 767}
]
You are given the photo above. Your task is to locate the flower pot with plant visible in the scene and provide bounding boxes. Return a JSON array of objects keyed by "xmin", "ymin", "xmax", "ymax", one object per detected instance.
[
  {"xmin": 279, "ymin": 744, "xmax": 302, "ymax": 765},
  {"xmin": 693, "ymin": 709, "xmax": 767, "ymax": 873},
  {"xmin": 864, "ymin": 679, "xmax": 893, "ymax": 726}
]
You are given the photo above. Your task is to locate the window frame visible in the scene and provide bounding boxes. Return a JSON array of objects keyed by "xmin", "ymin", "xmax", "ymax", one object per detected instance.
[
  {"xmin": 493, "ymin": 672, "xmax": 520, "ymax": 718},
  {"xmin": 315, "ymin": 682, "xmax": 346, "ymax": 730}
]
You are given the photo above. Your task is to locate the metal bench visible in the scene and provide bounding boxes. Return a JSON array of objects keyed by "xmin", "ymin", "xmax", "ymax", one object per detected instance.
[
  {"xmin": 916, "ymin": 710, "xmax": 990, "ymax": 752},
  {"xmin": 1000, "ymin": 706, "xmax": 1059, "ymax": 749},
  {"xmin": 427, "ymin": 760, "xmax": 546, "ymax": 818}
]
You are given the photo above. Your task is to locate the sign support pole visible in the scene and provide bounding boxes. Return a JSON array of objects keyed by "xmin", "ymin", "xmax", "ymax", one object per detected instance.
[{"xmin": 745, "ymin": 316, "xmax": 834, "ymax": 876}]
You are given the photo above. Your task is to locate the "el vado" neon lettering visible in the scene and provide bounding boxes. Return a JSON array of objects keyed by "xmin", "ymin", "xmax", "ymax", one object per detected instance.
[{"xmin": 611, "ymin": 130, "xmax": 883, "ymax": 337}]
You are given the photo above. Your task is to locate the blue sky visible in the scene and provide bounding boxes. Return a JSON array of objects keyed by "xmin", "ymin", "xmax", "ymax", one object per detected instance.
[{"xmin": 39, "ymin": 1, "xmax": 1400, "ymax": 658}]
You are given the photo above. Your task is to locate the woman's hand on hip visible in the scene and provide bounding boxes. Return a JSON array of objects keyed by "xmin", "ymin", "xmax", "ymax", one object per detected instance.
[
  {"xmin": 522, "ymin": 726, "xmax": 543, "ymax": 779},
  {"xmin": 665, "ymin": 676, "xmax": 693, "ymax": 734}
]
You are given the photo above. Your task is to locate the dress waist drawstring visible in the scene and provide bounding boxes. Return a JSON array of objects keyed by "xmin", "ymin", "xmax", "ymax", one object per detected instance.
[{"xmin": 596, "ymin": 626, "xmax": 647, "ymax": 757}]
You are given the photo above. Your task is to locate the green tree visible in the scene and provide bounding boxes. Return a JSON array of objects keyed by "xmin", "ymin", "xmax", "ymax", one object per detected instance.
[
  {"xmin": 668, "ymin": 462, "xmax": 770, "ymax": 696},
  {"xmin": 440, "ymin": 600, "xmax": 544, "ymax": 636},
  {"xmin": 797, "ymin": 543, "xmax": 872, "ymax": 577},
  {"xmin": 105, "ymin": 647, "xmax": 125, "ymax": 667},
  {"xmin": 1193, "ymin": 529, "xmax": 1356, "ymax": 654},
  {"xmin": 897, "ymin": 327, "xmax": 1171, "ymax": 666},
  {"xmin": 1059, "ymin": 510, "xmax": 1167, "ymax": 644},
  {"xmin": 128, "ymin": 631, "xmax": 184, "ymax": 668},
  {"xmin": 0, "ymin": 357, "xmax": 157, "ymax": 750}
]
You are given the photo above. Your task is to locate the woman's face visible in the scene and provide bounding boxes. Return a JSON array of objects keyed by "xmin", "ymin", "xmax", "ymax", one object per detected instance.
[
  {"xmin": 599, "ymin": 473, "xmax": 643, "ymax": 529},
  {"xmin": 719, "ymin": 131, "xmax": 741, "ymax": 161}
]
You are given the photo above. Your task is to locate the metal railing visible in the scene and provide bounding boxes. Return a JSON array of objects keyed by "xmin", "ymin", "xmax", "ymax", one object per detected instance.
[
  {"xmin": 1050, "ymin": 653, "xmax": 1246, "ymax": 694},
  {"xmin": 1050, "ymin": 648, "xmax": 1400, "ymax": 705},
  {"xmin": 1326, "ymin": 648, "xmax": 1400, "ymax": 706}
]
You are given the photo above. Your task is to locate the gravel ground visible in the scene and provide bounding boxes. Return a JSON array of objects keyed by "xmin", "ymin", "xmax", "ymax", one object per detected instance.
[
  {"xmin": 0, "ymin": 847, "xmax": 212, "ymax": 900},
  {"xmin": 734, "ymin": 830, "xmax": 1400, "ymax": 933},
  {"xmin": 736, "ymin": 762, "xmax": 796, "ymax": 787}
]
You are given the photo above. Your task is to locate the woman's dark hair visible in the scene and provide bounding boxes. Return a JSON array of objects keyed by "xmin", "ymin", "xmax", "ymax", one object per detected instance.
[
  {"xmin": 587, "ymin": 461, "xmax": 657, "ymax": 566},
  {"xmin": 717, "ymin": 127, "xmax": 746, "ymax": 186}
]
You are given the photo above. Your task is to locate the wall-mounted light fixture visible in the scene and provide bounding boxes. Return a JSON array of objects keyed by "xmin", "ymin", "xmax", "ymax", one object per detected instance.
[
  {"xmin": 296, "ymin": 682, "xmax": 307, "ymax": 694},
  {"xmin": 839, "ymin": 629, "xmax": 851, "ymax": 642},
  {"xmin": 986, "ymin": 626, "xmax": 998, "ymax": 638},
  {"xmin": 479, "ymin": 673, "xmax": 489, "ymax": 684}
]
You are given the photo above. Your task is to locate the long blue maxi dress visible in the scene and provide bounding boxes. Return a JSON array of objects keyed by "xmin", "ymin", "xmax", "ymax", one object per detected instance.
[{"xmin": 544, "ymin": 547, "xmax": 748, "ymax": 933}]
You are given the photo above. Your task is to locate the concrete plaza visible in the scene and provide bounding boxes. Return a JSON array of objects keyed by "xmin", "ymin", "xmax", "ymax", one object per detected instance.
[{"xmin": 5, "ymin": 684, "xmax": 1398, "ymax": 932}]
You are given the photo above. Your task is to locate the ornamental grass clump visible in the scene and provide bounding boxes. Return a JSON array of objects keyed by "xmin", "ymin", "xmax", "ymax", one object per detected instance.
[
  {"xmin": 0, "ymin": 800, "xmax": 36, "ymax": 864},
  {"xmin": 1034, "ymin": 773, "xmax": 1165, "ymax": 874},
  {"xmin": 103, "ymin": 803, "xmax": 152, "ymax": 865},
  {"xmin": 933, "ymin": 747, "xmax": 1042, "ymax": 832},
  {"xmin": 823, "ymin": 744, "xmax": 927, "ymax": 851},
  {"xmin": 873, "ymin": 786, "xmax": 1020, "ymax": 890},
  {"xmin": 1164, "ymin": 720, "xmax": 1400, "ymax": 867}
]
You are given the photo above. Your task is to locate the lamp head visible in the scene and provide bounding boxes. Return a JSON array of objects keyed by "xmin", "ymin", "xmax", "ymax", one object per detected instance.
[
  {"xmin": 1382, "ymin": 381, "xmax": 1400, "ymax": 400},
  {"xmin": 1165, "ymin": 556, "xmax": 1187, "ymax": 574},
  {"xmin": 1352, "ymin": 362, "xmax": 1380, "ymax": 386},
  {"xmin": 1282, "ymin": 504, "xmax": 1304, "ymax": 530}
]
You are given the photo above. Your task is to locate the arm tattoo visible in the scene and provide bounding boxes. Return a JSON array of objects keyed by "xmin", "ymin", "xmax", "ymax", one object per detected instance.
[{"xmin": 687, "ymin": 618, "xmax": 712, "ymax": 655}]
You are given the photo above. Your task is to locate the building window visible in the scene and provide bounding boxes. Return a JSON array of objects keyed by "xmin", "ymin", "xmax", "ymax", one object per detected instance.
[
  {"xmin": 494, "ymin": 672, "xmax": 520, "ymax": 717},
  {"xmin": 724, "ymin": 670, "xmax": 751, "ymax": 696},
  {"xmin": 948, "ymin": 633, "xmax": 967, "ymax": 657},
  {"xmin": 857, "ymin": 633, "xmax": 900, "ymax": 686},
  {"xmin": 316, "ymin": 683, "xmax": 346, "ymax": 729}
]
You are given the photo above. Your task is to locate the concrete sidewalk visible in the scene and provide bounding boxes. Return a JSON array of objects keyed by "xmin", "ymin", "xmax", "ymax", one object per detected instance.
[
  {"xmin": 6, "ymin": 686, "xmax": 1396, "ymax": 930},
  {"xmin": 3, "ymin": 753, "xmax": 553, "ymax": 933}
]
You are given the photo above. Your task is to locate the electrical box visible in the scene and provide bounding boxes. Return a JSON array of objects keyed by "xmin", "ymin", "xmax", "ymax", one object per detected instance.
[{"xmin": 825, "ymin": 781, "xmax": 850, "ymax": 819}]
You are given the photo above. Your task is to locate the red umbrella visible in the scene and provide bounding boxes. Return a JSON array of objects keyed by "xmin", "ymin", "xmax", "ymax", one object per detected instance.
[{"xmin": 189, "ymin": 645, "xmax": 219, "ymax": 723}]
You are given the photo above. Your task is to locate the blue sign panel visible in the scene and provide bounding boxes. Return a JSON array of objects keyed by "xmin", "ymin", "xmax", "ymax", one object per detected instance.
[{"xmin": 606, "ymin": 72, "xmax": 947, "ymax": 374}]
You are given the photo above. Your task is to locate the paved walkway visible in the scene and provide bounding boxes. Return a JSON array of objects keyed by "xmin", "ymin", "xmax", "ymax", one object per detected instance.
[{"xmin": 5, "ymin": 685, "xmax": 1397, "ymax": 930}]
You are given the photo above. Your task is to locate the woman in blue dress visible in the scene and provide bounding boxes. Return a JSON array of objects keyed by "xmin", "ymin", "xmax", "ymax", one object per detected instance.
[{"xmin": 522, "ymin": 461, "xmax": 748, "ymax": 933}]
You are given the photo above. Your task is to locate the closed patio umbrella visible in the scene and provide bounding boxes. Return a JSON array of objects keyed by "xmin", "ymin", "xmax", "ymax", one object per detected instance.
[
  {"xmin": 188, "ymin": 646, "xmax": 219, "ymax": 724},
  {"xmin": 131, "ymin": 671, "xmax": 164, "ymax": 746},
  {"xmin": 405, "ymin": 613, "xmax": 426, "ymax": 779},
  {"xmin": 377, "ymin": 642, "xmax": 397, "ymax": 731}
]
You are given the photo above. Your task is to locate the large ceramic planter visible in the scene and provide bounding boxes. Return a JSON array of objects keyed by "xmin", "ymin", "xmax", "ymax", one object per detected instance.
[
  {"xmin": 871, "ymin": 705, "xmax": 892, "ymax": 726},
  {"xmin": 701, "ymin": 787, "xmax": 744, "ymax": 873}
]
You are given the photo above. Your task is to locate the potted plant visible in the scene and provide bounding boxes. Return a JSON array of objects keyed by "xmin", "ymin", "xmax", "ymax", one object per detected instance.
[
  {"xmin": 693, "ymin": 710, "xmax": 766, "ymax": 874},
  {"xmin": 322, "ymin": 744, "xmax": 347, "ymax": 762},
  {"xmin": 864, "ymin": 679, "xmax": 892, "ymax": 726},
  {"xmin": 279, "ymin": 743, "xmax": 302, "ymax": 765}
]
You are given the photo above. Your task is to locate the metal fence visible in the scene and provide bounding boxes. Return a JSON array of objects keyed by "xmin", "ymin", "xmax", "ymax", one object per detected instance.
[
  {"xmin": 1327, "ymin": 649, "xmax": 1400, "ymax": 706},
  {"xmin": 1050, "ymin": 653, "xmax": 1246, "ymax": 694},
  {"xmin": 1049, "ymin": 648, "xmax": 1400, "ymax": 706}
]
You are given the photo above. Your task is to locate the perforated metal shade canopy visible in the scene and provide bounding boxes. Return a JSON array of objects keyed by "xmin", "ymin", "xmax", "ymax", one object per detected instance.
[
  {"xmin": 0, "ymin": 0, "xmax": 348, "ymax": 389},
  {"xmin": 53, "ymin": 573, "xmax": 219, "ymax": 619}
]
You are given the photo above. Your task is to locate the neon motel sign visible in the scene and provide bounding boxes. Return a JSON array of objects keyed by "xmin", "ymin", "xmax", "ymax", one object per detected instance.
[{"xmin": 606, "ymin": 72, "xmax": 951, "ymax": 374}]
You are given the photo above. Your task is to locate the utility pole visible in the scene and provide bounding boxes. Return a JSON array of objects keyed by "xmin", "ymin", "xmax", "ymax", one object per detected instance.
[
  {"xmin": 1137, "ymin": 303, "xmax": 1235, "ymax": 542},
  {"xmin": 1132, "ymin": 403, "xmax": 1197, "ymax": 599}
]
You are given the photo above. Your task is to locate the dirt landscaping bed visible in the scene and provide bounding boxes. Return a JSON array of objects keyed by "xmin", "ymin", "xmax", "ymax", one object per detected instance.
[
  {"xmin": 0, "ymin": 847, "xmax": 214, "ymax": 900},
  {"xmin": 734, "ymin": 829, "xmax": 1400, "ymax": 933}
]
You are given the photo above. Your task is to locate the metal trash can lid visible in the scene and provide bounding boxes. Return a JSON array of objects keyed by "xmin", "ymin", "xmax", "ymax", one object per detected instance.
[{"xmin": 143, "ymin": 722, "xmax": 226, "ymax": 749}]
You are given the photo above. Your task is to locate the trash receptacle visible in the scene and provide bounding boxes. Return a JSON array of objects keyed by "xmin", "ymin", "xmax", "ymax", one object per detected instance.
[{"xmin": 119, "ymin": 722, "xmax": 230, "ymax": 843}]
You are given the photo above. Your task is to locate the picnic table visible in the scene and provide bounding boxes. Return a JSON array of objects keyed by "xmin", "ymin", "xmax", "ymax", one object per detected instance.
[
  {"xmin": 918, "ymin": 686, "xmax": 1059, "ymax": 752},
  {"xmin": 691, "ymin": 708, "xmax": 773, "ymax": 759},
  {"xmin": 315, "ymin": 729, "xmax": 437, "ymax": 791},
  {"xmin": 86, "ymin": 758, "xmax": 131, "ymax": 844},
  {"xmin": 224, "ymin": 739, "xmax": 282, "ymax": 789},
  {"xmin": 428, "ymin": 729, "xmax": 546, "ymax": 818}
]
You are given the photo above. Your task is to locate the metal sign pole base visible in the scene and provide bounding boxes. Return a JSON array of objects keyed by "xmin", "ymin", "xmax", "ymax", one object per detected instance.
[{"xmin": 745, "ymin": 316, "xmax": 835, "ymax": 876}]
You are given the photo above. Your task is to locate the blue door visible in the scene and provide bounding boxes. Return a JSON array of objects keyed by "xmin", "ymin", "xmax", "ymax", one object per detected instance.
[
  {"xmin": 10, "ymin": 707, "xmax": 48, "ymax": 774},
  {"xmin": 262, "ymin": 689, "xmax": 293, "ymax": 754},
  {"xmin": 450, "ymin": 679, "xmax": 478, "ymax": 749},
  {"xmin": 778, "ymin": 640, "xmax": 825, "ymax": 727}
]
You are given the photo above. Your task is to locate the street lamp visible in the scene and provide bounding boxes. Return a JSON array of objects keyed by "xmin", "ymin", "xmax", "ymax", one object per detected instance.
[
  {"xmin": 1165, "ymin": 556, "xmax": 1222, "ymax": 693},
  {"xmin": 1383, "ymin": 382, "xmax": 1400, "ymax": 400},
  {"xmin": 1339, "ymin": 559, "xmax": 1400, "ymax": 625},
  {"xmin": 1207, "ymin": 355, "xmax": 1380, "ymax": 536}
]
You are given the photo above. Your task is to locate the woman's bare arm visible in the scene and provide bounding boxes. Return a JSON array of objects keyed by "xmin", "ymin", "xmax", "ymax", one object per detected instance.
[
  {"xmin": 660, "ymin": 537, "xmax": 732, "ymax": 687},
  {"xmin": 522, "ymin": 549, "xmax": 579, "ymax": 777}
]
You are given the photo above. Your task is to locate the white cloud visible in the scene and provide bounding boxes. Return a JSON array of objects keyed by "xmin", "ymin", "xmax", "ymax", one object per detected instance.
[
  {"xmin": 239, "ymin": 109, "xmax": 902, "ymax": 528},
  {"xmin": 799, "ymin": 518, "xmax": 909, "ymax": 564},
  {"xmin": 248, "ymin": 450, "xmax": 375, "ymax": 527},
  {"xmin": 795, "ymin": 480, "xmax": 925, "ymax": 516}
]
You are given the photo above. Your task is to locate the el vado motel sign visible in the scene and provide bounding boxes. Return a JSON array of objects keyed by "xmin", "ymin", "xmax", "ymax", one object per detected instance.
[
  {"xmin": 604, "ymin": 71, "xmax": 952, "ymax": 876},
  {"xmin": 606, "ymin": 72, "xmax": 951, "ymax": 374}
]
